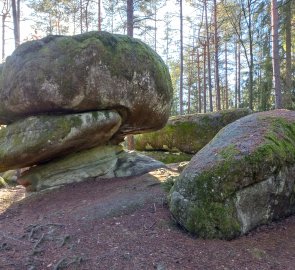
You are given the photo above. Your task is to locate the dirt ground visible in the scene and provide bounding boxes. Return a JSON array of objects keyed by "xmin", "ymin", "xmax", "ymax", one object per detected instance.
[{"xmin": 1, "ymin": 167, "xmax": 295, "ymax": 270}]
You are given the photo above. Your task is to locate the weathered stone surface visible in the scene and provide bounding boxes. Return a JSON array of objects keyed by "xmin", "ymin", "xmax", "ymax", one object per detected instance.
[
  {"xmin": 169, "ymin": 109, "xmax": 295, "ymax": 239},
  {"xmin": 0, "ymin": 31, "xmax": 173, "ymax": 138},
  {"xmin": 0, "ymin": 110, "xmax": 121, "ymax": 172},
  {"xmin": 135, "ymin": 108, "xmax": 251, "ymax": 154},
  {"xmin": 18, "ymin": 145, "xmax": 165, "ymax": 191}
]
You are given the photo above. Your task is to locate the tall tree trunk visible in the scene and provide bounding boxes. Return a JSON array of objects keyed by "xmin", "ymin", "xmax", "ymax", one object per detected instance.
[
  {"xmin": 271, "ymin": 0, "xmax": 282, "ymax": 109},
  {"xmin": 197, "ymin": 49, "xmax": 202, "ymax": 113},
  {"xmin": 203, "ymin": 43, "xmax": 207, "ymax": 113},
  {"xmin": 98, "ymin": 0, "xmax": 101, "ymax": 31},
  {"xmin": 235, "ymin": 39, "xmax": 238, "ymax": 108},
  {"xmin": 187, "ymin": 51, "xmax": 193, "ymax": 114},
  {"xmin": 2, "ymin": 15, "xmax": 6, "ymax": 61},
  {"xmin": 11, "ymin": 0, "xmax": 20, "ymax": 48},
  {"xmin": 1, "ymin": 0, "xmax": 10, "ymax": 60},
  {"xmin": 225, "ymin": 41, "xmax": 229, "ymax": 109},
  {"xmin": 204, "ymin": 0, "xmax": 213, "ymax": 112},
  {"xmin": 213, "ymin": 0, "xmax": 220, "ymax": 111},
  {"xmin": 247, "ymin": 0, "xmax": 254, "ymax": 110},
  {"xmin": 154, "ymin": 1, "xmax": 157, "ymax": 52},
  {"xmin": 126, "ymin": 0, "xmax": 135, "ymax": 150},
  {"xmin": 284, "ymin": 0, "xmax": 292, "ymax": 108},
  {"xmin": 127, "ymin": 0, "xmax": 133, "ymax": 37},
  {"xmin": 179, "ymin": 0, "xmax": 184, "ymax": 115},
  {"xmin": 237, "ymin": 41, "xmax": 241, "ymax": 107},
  {"xmin": 85, "ymin": 0, "xmax": 90, "ymax": 32},
  {"xmin": 80, "ymin": 0, "xmax": 83, "ymax": 33}
]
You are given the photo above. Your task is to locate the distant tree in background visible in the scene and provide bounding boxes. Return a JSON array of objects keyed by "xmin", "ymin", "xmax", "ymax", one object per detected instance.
[
  {"xmin": 271, "ymin": 0, "xmax": 282, "ymax": 109},
  {"xmin": 0, "ymin": 0, "xmax": 294, "ymax": 113}
]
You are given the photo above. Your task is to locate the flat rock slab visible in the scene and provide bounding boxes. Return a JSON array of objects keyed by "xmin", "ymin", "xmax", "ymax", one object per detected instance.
[
  {"xmin": 18, "ymin": 145, "xmax": 166, "ymax": 191},
  {"xmin": 0, "ymin": 110, "xmax": 121, "ymax": 172},
  {"xmin": 169, "ymin": 109, "xmax": 295, "ymax": 239},
  {"xmin": 0, "ymin": 31, "xmax": 173, "ymax": 138}
]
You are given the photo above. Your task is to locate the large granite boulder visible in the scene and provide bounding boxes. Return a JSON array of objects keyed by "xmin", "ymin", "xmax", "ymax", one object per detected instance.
[
  {"xmin": 0, "ymin": 110, "xmax": 121, "ymax": 172},
  {"xmin": 169, "ymin": 110, "xmax": 295, "ymax": 239},
  {"xmin": 0, "ymin": 31, "xmax": 172, "ymax": 191},
  {"xmin": 135, "ymin": 108, "xmax": 251, "ymax": 154},
  {"xmin": 0, "ymin": 31, "xmax": 172, "ymax": 139}
]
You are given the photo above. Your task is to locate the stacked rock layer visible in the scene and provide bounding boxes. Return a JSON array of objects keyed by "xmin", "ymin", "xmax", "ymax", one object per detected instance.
[{"xmin": 0, "ymin": 31, "xmax": 173, "ymax": 191}]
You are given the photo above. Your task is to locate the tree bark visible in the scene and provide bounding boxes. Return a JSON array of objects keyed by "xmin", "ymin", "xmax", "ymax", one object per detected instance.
[
  {"xmin": 271, "ymin": 0, "xmax": 282, "ymax": 109},
  {"xmin": 247, "ymin": 0, "xmax": 254, "ymax": 110},
  {"xmin": 80, "ymin": 0, "xmax": 83, "ymax": 33},
  {"xmin": 197, "ymin": 49, "xmax": 202, "ymax": 113},
  {"xmin": 1, "ymin": 0, "xmax": 10, "ymax": 61},
  {"xmin": 237, "ymin": 41, "xmax": 241, "ymax": 107},
  {"xmin": 11, "ymin": 0, "xmax": 20, "ymax": 48},
  {"xmin": 179, "ymin": 0, "xmax": 184, "ymax": 115},
  {"xmin": 203, "ymin": 43, "xmax": 207, "ymax": 113},
  {"xmin": 2, "ymin": 15, "xmax": 6, "ymax": 60},
  {"xmin": 204, "ymin": 0, "xmax": 213, "ymax": 112},
  {"xmin": 98, "ymin": 0, "xmax": 101, "ymax": 31},
  {"xmin": 127, "ymin": 0, "xmax": 134, "ymax": 37},
  {"xmin": 225, "ymin": 41, "xmax": 229, "ymax": 109},
  {"xmin": 235, "ymin": 39, "xmax": 238, "ymax": 108},
  {"xmin": 154, "ymin": 1, "xmax": 157, "ymax": 52},
  {"xmin": 213, "ymin": 0, "xmax": 220, "ymax": 111},
  {"xmin": 283, "ymin": 0, "xmax": 292, "ymax": 108}
]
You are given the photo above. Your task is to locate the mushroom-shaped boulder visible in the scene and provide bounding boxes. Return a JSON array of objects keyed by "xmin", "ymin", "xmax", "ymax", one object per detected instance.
[{"xmin": 0, "ymin": 31, "xmax": 173, "ymax": 140}]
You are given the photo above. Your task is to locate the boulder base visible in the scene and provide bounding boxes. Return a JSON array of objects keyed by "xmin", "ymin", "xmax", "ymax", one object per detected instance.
[{"xmin": 18, "ymin": 145, "xmax": 166, "ymax": 191}]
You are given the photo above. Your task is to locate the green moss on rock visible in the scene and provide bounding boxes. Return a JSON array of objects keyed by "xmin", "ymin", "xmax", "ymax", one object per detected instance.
[
  {"xmin": 135, "ymin": 108, "xmax": 252, "ymax": 154},
  {"xmin": 169, "ymin": 110, "xmax": 295, "ymax": 239},
  {"xmin": 0, "ymin": 31, "xmax": 173, "ymax": 139}
]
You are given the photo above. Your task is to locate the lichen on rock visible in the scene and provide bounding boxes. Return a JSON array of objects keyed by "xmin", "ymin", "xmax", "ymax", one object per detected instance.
[{"xmin": 169, "ymin": 109, "xmax": 295, "ymax": 239}]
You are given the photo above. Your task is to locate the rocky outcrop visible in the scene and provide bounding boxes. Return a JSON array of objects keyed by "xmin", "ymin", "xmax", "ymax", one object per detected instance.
[
  {"xmin": 169, "ymin": 110, "xmax": 295, "ymax": 239},
  {"xmin": 135, "ymin": 108, "xmax": 251, "ymax": 154},
  {"xmin": 0, "ymin": 31, "xmax": 172, "ymax": 191}
]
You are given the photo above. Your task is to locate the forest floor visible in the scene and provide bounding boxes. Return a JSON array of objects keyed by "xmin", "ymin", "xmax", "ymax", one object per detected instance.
[{"xmin": 1, "ymin": 165, "xmax": 295, "ymax": 270}]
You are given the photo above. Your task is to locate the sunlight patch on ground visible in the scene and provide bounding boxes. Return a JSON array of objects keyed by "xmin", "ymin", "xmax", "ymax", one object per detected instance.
[
  {"xmin": 148, "ymin": 167, "xmax": 179, "ymax": 182},
  {"xmin": 0, "ymin": 186, "xmax": 25, "ymax": 214}
]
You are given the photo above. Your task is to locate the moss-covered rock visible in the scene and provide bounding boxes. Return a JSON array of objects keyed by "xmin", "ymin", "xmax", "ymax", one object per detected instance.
[
  {"xmin": 135, "ymin": 108, "xmax": 252, "ymax": 154},
  {"xmin": 0, "ymin": 32, "xmax": 172, "ymax": 139},
  {"xmin": 169, "ymin": 109, "xmax": 295, "ymax": 239},
  {"xmin": 0, "ymin": 110, "xmax": 121, "ymax": 172},
  {"xmin": 18, "ymin": 145, "xmax": 166, "ymax": 192}
]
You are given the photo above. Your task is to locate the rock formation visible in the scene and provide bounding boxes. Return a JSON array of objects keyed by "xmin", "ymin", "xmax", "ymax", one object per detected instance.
[
  {"xmin": 0, "ymin": 31, "xmax": 173, "ymax": 191},
  {"xmin": 135, "ymin": 108, "xmax": 252, "ymax": 154},
  {"xmin": 169, "ymin": 110, "xmax": 295, "ymax": 239}
]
